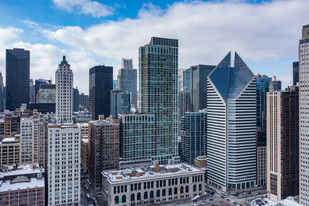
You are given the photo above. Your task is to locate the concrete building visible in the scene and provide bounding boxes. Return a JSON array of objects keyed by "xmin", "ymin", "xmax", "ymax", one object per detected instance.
[
  {"xmin": 102, "ymin": 163, "xmax": 205, "ymax": 206},
  {"xmin": 207, "ymin": 52, "xmax": 256, "ymax": 192},
  {"xmin": 0, "ymin": 137, "xmax": 20, "ymax": 169},
  {"xmin": 299, "ymin": 24, "xmax": 309, "ymax": 206},
  {"xmin": 119, "ymin": 113, "xmax": 155, "ymax": 168},
  {"xmin": 81, "ymin": 138, "xmax": 89, "ymax": 174},
  {"xmin": 88, "ymin": 119, "xmax": 119, "ymax": 192},
  {"xmin": 77, "ymin": 123, "xmax": 88, "ymax": 138},
  {"xmin": 117, "ymin": 58, "xmax": 137, "ymax": 109},
  {"xmin": 47, "ymin": 123, "xmax": 81, "ymax": 206},
  {"xmin": 293, "ymin": 61, "xmax": 299, "ymax": 86},
  {"xmin": 20, "ymin": 117, "xmax": 34, "ymax": 164},
  {"xmin": 111, "ymin": 90, "xmax": 131, "ymax": 118},
  {"xmin": 37, "ymin": 84, "xmax": 56, "ymax": 103},
  {"xmin": 139, "ymin": 37, "xmax": 179, "ymax": 164},
  {"xmin": 35, "ymin": 79, "xmax": 51, "ymax": 102},
  {"xmin": 89, "ymin": 65, "xmax": 113, "ymax": 120},
  {"xmin": 73, "ymin": 111, "xmax": 92, "ymax": 124},
  {"xmin": 267, "ymin": 86, "xmax": 299, "ymax": 202},
  {"xmin": 6, "ymin": 48, "xmax": 30, "ymax": 111},
  {"xmin": 0, "ymin": 164, "xmax": 45, "ymax": 206},
  {"xmin": 180, "ymin": 112, "xmax": 207, "ymax": 165},
  {"xmin": 56, "ymin": 56, "xmax": 73, "ymax": 123},
  {"xmin": 29, "ymin": 79, "xmax": 35, "ymax": 103},
  {"xmin": 269, "ymin": 76, "xmax": 282, "ymax": 92},
  {"xmin": 190, "ymin": 65, "xmax": 216, "ymax": 112}
]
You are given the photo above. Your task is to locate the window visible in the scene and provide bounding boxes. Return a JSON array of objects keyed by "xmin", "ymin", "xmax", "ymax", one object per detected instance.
[
  {"xmin": 162, "ymin": 189, "xmax": 166, "ymax": 197},
  {"xmin": 180, "ymin": 186, "xmax": 184, "ymax": 194},
  {"xmin": 137, "ymin": 193, "xmax": 141, "ymax": 200},
  {"xmin": 122, "ymin": 195, "xmax": 126, "ymax": 203},
  {"xmin": 174, "ymin": 187, "xmax": 178, "ymax": 195},
  {"xmin": 144, "ymin": 192, "xmax": 148, "ymax": 199},
  {"xmin": 150, "ymin": 191, "xmax": 154, "ymax": 199},
  {"xmin": 193, "ymin": 185, "xmax": 197, "ymax": 192},
  {"xmin": 115, "ymin": 196, "xmax": 119, "ymax": 204},
  {"xmin": 157, "ymin": 190, "xmax": 160, "ymax": 197},
  {"xmin": 185, "ymin": 186, "xmax": 189, "ymax": 193},
  {"xmin": 131, "ymin": 193, "xmax": 135, "ymax": 201},
  {"xmin": 169, "ymin": 188, "xmax": 172, "ymax": 196},
  {"xmin": 199, "ymin": 184, "xmax": 202, "ymax": 191}
]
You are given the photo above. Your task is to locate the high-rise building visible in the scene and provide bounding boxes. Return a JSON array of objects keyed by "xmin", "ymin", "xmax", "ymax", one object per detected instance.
[
  {"xmin": 20, "ymin": 117, "xmax": 34, "ymax": 164},
  {"xmin": 267, "ymin": 86, "xmax": 299, "ymax": 202},
  {"xmin": 0, "ymin": 136, "xmax": 20, "ymax": 169},
  {"xmin": 180, "ymin": 112, "xmax": 207, "ymax": 165},
  {"xmin": 89, "ymin": 65, "xmax": 113, "ymax": 120},
  {"xmin": 119, "ymin": 113, "xmax": 155, "ymax": 168},
  {"xmin": 35, "ymin": 79, "xmax": 51, "ymax": 102},
  {"xmin": 269, "ymin": 76, "xmax": 282, "ymax": 92},
  {"xmin": 81, "ymin": 138, "xmax": 89, "ymax": 174},
  {"xmin": 37, "ymin": 84, "xmax": 56, "ymax": 103},
  {"xmin": 113, "ymin": 80, "xmax": 118, "ymax": 90},
  {"xmin": 73, "ymin": 87, "xmax": 79, "ymax": 112},
  {"xmin": 207, "ymin": 52, "xmax": 256, "ymax": 192},
  {"xmin": 117, "ymin": 58, "xmax": 137, "ymax": 109},
  {"xmin": 88, "ymin": 119, "xmax": 119, "ymax": 192},
  {"xmin": 179, "ymin": 68, "xmax": 191, "ymax": 117},
  {"xmin": 110, "ymin": 89, "xmax": 131, "ymax": 118},
  {"xmin": 55, "ymin": 56, "xmax": 73, "ymax": 123},
  {"xmin": 29, "ymin": 79, "xmax": 35, "ymax": 103},
  {"xmin": 0, "ymin": 71, "xmax": 4, "ymax": 112},
  {"xmin": 190, "ymin": 65, "xmax": 216, "ymax": 112},
  {"xmin": 293, "ymin": 61, "xmax": 299, "ymax": 86},
  {"xmin": 79, "ymin": 93, "xmax": 89, "ymax": 109},
  {"xmin": 299, "ymin": 24, "xmax": 309, "ymax": 205},
  {"xmin": 47, "ymin": 123, "xmax": 80, "ymax": 205},
  {"xmin": 139, "ymin": 37, "xmax": 179, "ymax": 164},
  {"xmin": 6, "ymin": 48, "xmax": 30, "ymax": 111}
]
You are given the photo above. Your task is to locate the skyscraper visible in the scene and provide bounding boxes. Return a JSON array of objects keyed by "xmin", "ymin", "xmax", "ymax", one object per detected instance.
[
  {"xmin": 29, "ymin": 79, "xmax": 35, "ymax": 103},
  {"xmin": 207, "ymin": 52, "xmax": 256, "ymax": 192},
  {"xmin": 269, "ymin": 76, "xmax": 282, "ymax": 92},
  {"xmin": 0, "ymin": 71, "xmax": 4, "ymax": 112},
  {"xmin": 117, "ymin": 58, "xmax": 137, "ymax": 109},
  {"xmin": 89, "ymin": 65, "xmax": 113, "ymax": 120},
  {"xmin": 55, "ymin": 56, "xmax": 73, "ymax": 123},
  {"xmin": 190, "ymin": 65, "xmax": 216, "ymax": 112},
  {"xmin": 6, "ymin": 48, "xmax": 30, "ymax": 111},
  {"xmin": 139, "ymin": 37, "xmax": 179, "ymax": 164},
  {"xmin": 79, "ymin": 93, "xmax": 89, "ymax": 109},
  {"xmin": 110, "ymin": 89, "xmax": 131, "ymax": 118},
  {"xmin": 35, "ymin": 79, "xmax": 51, "ymax": 102},
  {"xmin": 299, "ymin": 24, "xmax": 309, "ymax": 205},
  {"xmin": 293, "ymin": 61, "xmax": 299, "ymax": 86},
  {"xmin": 73, "ymin": 87, "xmax": 79, "ymax": 112},
  {"xmin": 267, "ymin": 86, "xmax": 299, "ymax": 202}
]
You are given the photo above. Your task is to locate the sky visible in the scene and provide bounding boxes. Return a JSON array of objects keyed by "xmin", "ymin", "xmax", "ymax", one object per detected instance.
[{"xmin": 0, "ymin": 0, "xmax": 308, "ymax": 94}]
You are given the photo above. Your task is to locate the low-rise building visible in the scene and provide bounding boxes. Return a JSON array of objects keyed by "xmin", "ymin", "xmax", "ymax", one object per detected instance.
[
  {"xmin": 0, "ymin": 136, "xmax": 20, "ymax": 169},
  {"xmin": 102, "ymin": 163, "xmax": 205, "ymax": 206},
  {"xmin": 0, "ymin": 164, "xmax": 45, "ymax": 206}
]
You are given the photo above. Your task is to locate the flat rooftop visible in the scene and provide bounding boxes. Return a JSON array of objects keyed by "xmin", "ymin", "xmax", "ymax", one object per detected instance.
[
  {"xmin": 0, "ymin": 176, "xmax": 45, "ymax": 192},
  {"xmin": 0, "ymin": 164, "xmax": 44, "ymax": 178},
  {"xmin": 0, "ymin": 137, "xmax": 19, "ymax": 145},
  {"xmin": 103, "ymin": 164, "xmax": 203, "ymax": 183}
]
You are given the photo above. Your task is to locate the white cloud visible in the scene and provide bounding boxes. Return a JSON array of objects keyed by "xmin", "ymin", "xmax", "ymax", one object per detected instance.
[{"xmin": 52, "ymin": 0, "xmax": 113, "ymax": 18}]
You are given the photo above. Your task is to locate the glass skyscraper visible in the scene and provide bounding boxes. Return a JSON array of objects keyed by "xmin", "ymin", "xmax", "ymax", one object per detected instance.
[
  {"xmin": 6, "ymin": 48, "xmax": 30, "ymax": 111},
  {"xmin": 139, "ymin": 37, "xmax": 179, "ymax": 164}
]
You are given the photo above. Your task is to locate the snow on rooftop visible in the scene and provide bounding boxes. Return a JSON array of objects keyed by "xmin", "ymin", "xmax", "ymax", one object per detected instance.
[
  {"xmin": 81, "ymin": 139, "xmax": 88, "ymax": 144},
  {"xmin": 0, "ymin": 164, "xmax": 43, "ymax": 179},
  {"xmin": 0, "ymin": 177, "xmax": 44, "ymax": 192},
  {"xmin": 2, "ymin": 137, "xmax": 17, "ymax": 143}
]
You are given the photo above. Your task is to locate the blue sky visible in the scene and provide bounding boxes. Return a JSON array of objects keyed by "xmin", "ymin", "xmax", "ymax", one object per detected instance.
[{"xmin": 0, "ymin": 0, "xmax": 307, "ymax": 93}]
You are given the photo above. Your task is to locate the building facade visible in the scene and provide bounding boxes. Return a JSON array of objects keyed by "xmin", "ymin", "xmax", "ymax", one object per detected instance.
[
  {"xmin": 293, "ymin": 61, "xmax": 299, "ymax": 86},
  {"xmin": 6, "ymin": 48, "xmax": 30, "ymax": 111},
  {"xmin": 47, "ymin": 123, "xmax": 81, "ymax": 206},
  {"xmin": 267, "ymin": 86, "xmax": 299, "ymax": 202},
  {"xmin": 269, "ymin": 76, "xmax": 282, "ymax": 92},
  {"xmin": 37, "ymin": 84, "xmax": 56, "ymax": 103},
  {"xmin": 55, "ymin": 56, "xmax": 73, "ymax": 123},
  {"xmin": 35, "ymin": 79, "xmax": 51, "ymax": 102},
  {"xmin": 79, "ymin": 93, "xmax": 89, "ymax": 109},
  {"xmin": 89, "ymin": 65, "xmax": 113, "ymax": 120},
  {"xmin": 88, "ymin": 120, "xmax": 119, "ymax": 192},
  {"xmin": 73, "ymin": 87, "xmax": 79, "ymax": 112},
  {"xmin": 299, "ymin": 24, "xmax": 309, "ymax": 205},
  {"xmin": 102, "ymin": 163, "xmax": 205, "ymax": 206},
  {"xmin": 81, "ymin": 138, "xmax": 89, "ymax": 174},
  {"xmin": 0, "ymin": 137, "xmax": 20, "ymax": 169},
  {"xmin": 180, "ymin": 112, "xmax": 207, "ymax": 165},
  {"xmin": 207, "ymin": 52, "xmax": 256, "ymax": 192},
  {"xmin": 119, "ymin": 113, "xmax": 155, "ymax": 168},
  {"xmin": 139, "ymin": 37, "xmax": 179, "ymax": 164},
  {"xmin": 111, "ymin": 90, "xmax": 131, "ymax": 118},
  {"xmin": 117, "ymin": 58, "xmax": 138, "ymax": 109}
]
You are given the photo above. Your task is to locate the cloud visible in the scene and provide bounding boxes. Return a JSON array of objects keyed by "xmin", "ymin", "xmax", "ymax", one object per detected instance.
[{"xmin": 52, "ymin": 0, "xmax": 113, "ymax": 18}]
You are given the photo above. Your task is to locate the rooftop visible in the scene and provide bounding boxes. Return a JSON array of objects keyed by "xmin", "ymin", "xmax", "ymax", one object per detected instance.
[
  {"xmin": 0, "ymin": 176, "xmax": 44, "ymax": 192},
  {"xmin": 0, "ymin": 137, "xmax": 19, "ymax": 144},
  {"xmin": 102, "ymin": 163, "xmax": 203, "ymax": 183},
  {"xmin": 81, "ymin": 139, "xmax": 88, "ymax": 144}
]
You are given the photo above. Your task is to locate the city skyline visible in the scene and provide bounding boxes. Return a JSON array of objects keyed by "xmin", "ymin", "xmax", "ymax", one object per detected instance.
[{"xmin": 0, "ymin": 0, "xmax": 308, "ymax": 93}]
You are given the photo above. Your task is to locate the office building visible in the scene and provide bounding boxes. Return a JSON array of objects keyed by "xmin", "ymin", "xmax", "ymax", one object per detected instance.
[
  {"xmin": 111, "ymin": 90, "xmax": 131, "ymax": 118},
  {"xmin": 102, "ymin": 163, "xmax": 205, "ymax": 206},
  {"xmin": 299, "ymin": 24, "xmax": 309, "ymax": 205},
  {"xmin": 89, "ymin": 65, "xmax": 113, "ymax": 120},
  {"xmin": 37, "ymin": 84, "xmax": 56, "ymax": 103},
  {"xmin": 190, "ymin": 65, "xmax": 216, "ymax": 112},
  {"xmin": 0, "ymin": 164, "xmax": 45, "ymax": 206},
  {"xmin": 267, "ymin": 86, "xmax": 299, "ymax": 202},
  {"xmin": 79, "ymin": 93, "xmax": 89, "ymax": 109},
  {"xmin": 29, "ymin": 103, "xmax": 55, "ymax": 114},
  {"xmin": 88, "ymin": 119, "xmax": 119, "ymax": 192},
  {"xmin": 207, "ymin": 52, "xmax": 256, "ymax": 192},
  {"xmin": 47, "ymin": 123, "xmax": 80, "ymax": 206},
  {"xmin": 119, "ymin": 113, "xmax": 155, "ymax": 168},
  {"xmin": 77, "ymin": 123, "xmax": 88, "ymax": 138},
  {"xmin": 73, "ymin": 111, "xmax": 91, "ymax": 124},
  {"xmin": 55, "ymin": 56, "xmax": 73, "ymax": 123},
  {"xmin": 180, "ymin": 112, "xmax": 207, "ymax": 165},
  {"xmin": 6, "ymin": 48, "xmax": 30, "ymax": 111},
  {"xmin": 81, "ymin": 138, "xmax": 89, "ymax": 174},
  {"xmin": 29, "ymin": 79, "xmax": 35, "ymax": 103},
  {"xmin": 117, "ymin": 58, "xmax": 137, "ymax": 108},
  {"xmin": 179, "ymin": 68, "xmax": 191, "ymax": 117},
  {"xmin": 0, "ymin": 137, "xmax": 20, "ymax": 169},
  {"xmin": 35, "ymin": 79, "xmax": 51, "ymax": 102},
  {"xmin": 139, "ymin": 37, "xmax": 179, "ymax": 164},
  {"xmin": 0, "ymin": 72, "xmax": 4, "ymax": 112},
  {"xmin": 293, "ymin": 61, "xmax": 299, "ymax": 86},
  {"xmin": 113, "ymin": 80, "xmax": 118, "ymax": 90},
  {"xmin": 269, "ymin": 76, "xmax": 282, "ymax": 92},
  {"xmin": 73, "ymin": 87, "xmax": 79, "ymax": 112},
  {"xmin": 20, "ymin": 117, "xmax": 34, "ymax": 164}
]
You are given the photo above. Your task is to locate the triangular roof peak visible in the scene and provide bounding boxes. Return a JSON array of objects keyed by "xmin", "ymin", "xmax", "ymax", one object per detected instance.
[{"xmin": 60, "ymin": 55, "xmax": 70, "ymax": 67}]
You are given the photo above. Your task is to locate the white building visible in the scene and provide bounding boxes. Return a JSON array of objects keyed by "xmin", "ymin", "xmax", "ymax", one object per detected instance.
[
  {"xmin": 207, "ymin": 52, "xmax": 256, "ymax": 192},
  {"xmin": 299, "ymin": 24, "xmax": 309, "ymax": 205},
  {"xmin": 48, "ymin": 123, "xmax": 81, "ymax": 206},
  {"xmin": 56, "ymin": 56, "xmax": 73, "ymax": 123},
  {"xmin": 20, "ymin": 117, "xmax": 34, "ymax": 164},
  {"xmin": 102, "ymin": 163, "xmax": 205, "ymax": 206}
]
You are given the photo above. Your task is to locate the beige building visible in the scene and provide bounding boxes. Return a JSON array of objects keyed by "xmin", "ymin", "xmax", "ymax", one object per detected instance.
[
  {"xmin": 267, "ymin": 86, "xmax": 299, "ymax": 202},
  {"xmin": 0, "ymin": 136, "xmax": 20, "ymax": 169}
]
